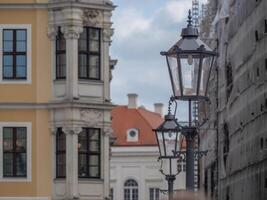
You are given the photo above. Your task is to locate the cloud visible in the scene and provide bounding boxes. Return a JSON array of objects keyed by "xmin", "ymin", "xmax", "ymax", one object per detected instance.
[
  {"xmin": 110, "ymin": 0, "xmax": 195, "ymax": 120},
  {"xmin": 114, "ymin": 8, "xmax": 151, "ymax": 39},
  {"xmin": 165, "ymin": 0, "xmax": 192, "ymax": 23}
]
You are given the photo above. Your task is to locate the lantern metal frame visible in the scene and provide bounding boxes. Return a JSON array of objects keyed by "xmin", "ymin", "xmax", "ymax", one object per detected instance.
[{"xmin": 160, "ymin": 10, "xmax": 218, "ymax": 102}]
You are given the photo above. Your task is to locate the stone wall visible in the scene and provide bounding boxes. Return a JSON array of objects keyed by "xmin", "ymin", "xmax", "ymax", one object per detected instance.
[{"xmin": 199, "ymin": 0, "xmax": 267, "ymax": 199}]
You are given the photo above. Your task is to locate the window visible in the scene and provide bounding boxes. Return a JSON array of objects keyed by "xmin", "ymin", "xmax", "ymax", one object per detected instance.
[
  {"xmin": 78, "ymin": 27, "xmax": 100, "ymax": 80},
  {"xmin": 127, "ymin": 128, "xmax": 139, "ymax": 142},
  {"xmin": 78, "ymin": 128, "xmax": 100, "ymax": 178},
  {"xmin": 3, "ymin": 127, "xmax": 26, "ymax": 177},
  {"xmin": 3, "ymin": 29, "xmax": 27, "ymax": 79},
  {"xmin": 0, "ymin": 122, "xmax": 31, "ymax": 181},
  {"xmin": 149, "ymin": 188, "xmax": 159, "ymax": 200},
  {"xmin": 0, "ymin": 25, "xmax": 31, "ymax": 83},
  {"xmin": 56, "ymin": 28, "xmax": 66, "ymax": 79},
  {"xmin": 56, "ymin": 128, "xmax": 66, "ymax": 178},
  {"xmin": 124, "ymin": 179, "xmax": 138, "ymax": 200}
]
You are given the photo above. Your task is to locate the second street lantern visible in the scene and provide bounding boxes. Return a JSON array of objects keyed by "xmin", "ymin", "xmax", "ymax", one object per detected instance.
[
  {"xmin": 153, "ymin": 111, "xmax": 180, "ymax": 158},
  {"xmin": 161, "ymin": 10, "xmax": 218, "ymax": 101}
]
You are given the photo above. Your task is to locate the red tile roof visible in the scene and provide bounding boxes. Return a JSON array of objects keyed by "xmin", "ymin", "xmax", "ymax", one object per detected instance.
[{"xmin": 111, "ymin": 106, "xmax": 163, "ymax": 146}]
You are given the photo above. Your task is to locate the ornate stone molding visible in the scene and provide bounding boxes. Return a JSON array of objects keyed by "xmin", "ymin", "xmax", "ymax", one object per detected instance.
[
  {"xmin": 81, "ymin": 109, "xmax": 103, "ymax": 126},
  {"xmin": 82, "ymin": 9, "xmax": 103, "ymax": 27},
  {"xmin": 103, "ymin": 126, "xmax": 113, "ymax": 136},
  {"xmin": 61, "ymin": 25, "xmax": 83, "ymax": 39},
  {"xmin": 47, "ymin": 24, "xmax": 58, "ymax": 40},
  {"xmin": 62, "ymin": 126, "xmax": 83, "ymax": 135},
  {"xmin": 103, "ymin": 28, "xmax": 114, "ymax": 42}
]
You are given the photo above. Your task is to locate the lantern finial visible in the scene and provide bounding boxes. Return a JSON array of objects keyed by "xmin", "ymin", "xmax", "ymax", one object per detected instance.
[{"xmin": 187, "ymin": 10, "xmax": 193, "ymax": 27}]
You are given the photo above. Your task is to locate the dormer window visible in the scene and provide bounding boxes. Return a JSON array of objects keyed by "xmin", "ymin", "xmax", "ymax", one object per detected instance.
[{"xmin": 127, "ymin": 128, "xmax": 139, "ymax": 142}]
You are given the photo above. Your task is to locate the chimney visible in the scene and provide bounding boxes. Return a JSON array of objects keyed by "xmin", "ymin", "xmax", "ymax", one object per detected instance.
[
  {"xmin": 128, "ymin": 93, "xmax": 138, "ymax": 109},
  {"xmin": 154, "ymin": 103, "xmax": 163, "ymax": 116}
]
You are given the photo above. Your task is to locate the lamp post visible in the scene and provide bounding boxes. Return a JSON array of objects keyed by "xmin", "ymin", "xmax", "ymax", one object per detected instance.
[
  {"xmin": 160, "ymin": 10, "xmax": 218, "ymax": 191},
  {"xmin": 153, "ymin": 100, "xmax": 180, "ymax": 200}
]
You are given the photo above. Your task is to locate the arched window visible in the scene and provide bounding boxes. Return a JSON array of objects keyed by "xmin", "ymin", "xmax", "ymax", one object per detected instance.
[{"xmin": 124, "ymin": 179, "xmax": 138, "ymax": 200}]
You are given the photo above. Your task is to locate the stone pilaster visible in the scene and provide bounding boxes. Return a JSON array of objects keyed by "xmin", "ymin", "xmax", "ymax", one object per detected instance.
[
  {"xmin": 103, "ymin": 127, "xmax": 112, "ymax": 199},
  {"xmin": 62, "ymin": 126, "xmax": 82, "ymax": 199},
  {"xmin": 61, "ymin": 25, "xmax": 83, "ymax": 100}
]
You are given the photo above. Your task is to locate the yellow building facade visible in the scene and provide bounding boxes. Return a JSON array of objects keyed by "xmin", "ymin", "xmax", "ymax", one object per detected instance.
[{"xmin": 0, "ymin": 0, "xmax": 115, "ymax": 199}]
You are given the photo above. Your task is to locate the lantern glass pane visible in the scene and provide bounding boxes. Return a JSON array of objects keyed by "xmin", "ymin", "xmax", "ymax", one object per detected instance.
[
  {"xmin": 163, "ymin": 131, "xmax": 177, "ymax": 157},
  {"xmin": 180, "ymin": 55, "xmax": 200, "ymax": 96},
  {"xmin": 167, "ymin": 56, "xmax": 181, "ymax": 97},
  {"xmin": 156, "ymin": 131, "xmax": 165, "ymax": 157}
]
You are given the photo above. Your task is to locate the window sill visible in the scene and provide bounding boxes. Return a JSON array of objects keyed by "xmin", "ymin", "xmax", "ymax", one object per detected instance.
[
  {"xmin": 54, "ymin": 178, "xmax": 103, "ymax": 184},
  {"xmin": 78, "ymin": 79, "xmax": 103, "ymax": 85},
  {"xmin": 0, "ymin": 79, "xmax": 31, "ymax": 84},
  {"xmin": 0, "ymin": 177, "xmax": 31, "ymax": 182}
]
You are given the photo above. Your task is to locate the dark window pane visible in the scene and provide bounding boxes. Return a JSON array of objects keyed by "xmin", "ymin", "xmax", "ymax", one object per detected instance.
[
  {"xmin": 3, "ymin": 127, "xmax": 13, "ymax": 138},
  {"xmin": 89, "ymin": 40, "xmax": 99, "ymax": 52},
  {"xmin": 79, "ymin": 39, "xmax": 87, "ymax": 51},
  {"xmin": 16, "ymin": 41, "xmax": 26, "ymax": 52},
  {"xmin": 89, "ymin": 55, "xmax": 100, "ymax": 79},
  {"xmin": 17, "ymin": 127, "xmax": 26, "ymax": 138},
  {"xmin": 89, "ymin": 29, "xmax": 100, "ymax": 40},
  {"xmin": 57, "ymin": 153, "xmax": 66, "ymax": 177},
  {"xmin": 16, "ymin": 153, "xmax": 26, "ymax": 176},
  {"xmin": 79, "ymin": 132, "xmax": 87, "ymax": 152},
  {"xmin": 3, "ymin": 55, "xmax": 13, "ymax": 66},
  {"xmin": 16, "ymin": 30, "xmax": 26, "ymax": 41},
  {"xmin": 78, "ymin": 54, "xmax": 87, "ymax": 78},
  {"xmin": 80, "ymin": 29, "xmax": 87, "ymax": 40},
  {"xmin": 89, "ymin": 155, "xmax": 99, "ymax": 166},
  {"xmin": 3, "ymin": 66, "xmax": 13, "ymax": 78},
  {"xmin": 4, "ymin": 41, "xmax": 13, "ymax": 52},
  {"xmin": 79, "ymin": 154, "xmax": 88, "ymax": 177},
  {"xmin": 3, "ymin": 139, "xmax": 13, "ymax": 152},
  {"xmin": 16, "ymin": 55, "xmax": 26, "ymax": 66},
  {"xmin": 16, "ymin": 66, "xmax": 26, "ymax": 78},
  {"xmin": 89, "ymin": 141, "xmax": 99, "ymax": 152},
  {"xmin": 89, "ymin": 166, "xmax": 99, "ymax": 177},
  {"xmin": 3, "ymin": 153, "xmax": 13, "ymax": 176},
  {"xmin": 3, "ymin": 30, "xmax": 13, "ymax": 41}
]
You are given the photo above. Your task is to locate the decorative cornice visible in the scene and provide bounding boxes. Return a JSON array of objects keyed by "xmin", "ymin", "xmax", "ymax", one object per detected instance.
[{"xmin": 0, "ymin": 101, "xmax": 116, "ymax": 110}]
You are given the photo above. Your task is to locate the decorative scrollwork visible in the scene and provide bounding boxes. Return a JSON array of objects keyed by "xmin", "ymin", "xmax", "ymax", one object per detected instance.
[
  {"xmin": 174, "ymin": 150, "xmax": 187, "ymax": 162},
  {"xmin": 194, "ymin": 150, "xmax": 208, "ymax": 160}
]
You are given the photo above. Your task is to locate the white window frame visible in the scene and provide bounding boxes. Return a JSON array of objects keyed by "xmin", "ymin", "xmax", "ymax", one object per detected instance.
[
  {"xmin": 0, "ymin": 24, "xmax": 32, "ymax": 84},
  {"xmin": 126, "ymin": 128, "xmax": 139, "ymax": 142},
  {"xmin": 0, "ymin": 122, "xmax": 32, "ymax": 182},
  {"xmin": 149, "ymin": 188, "xmax": 160, "ymax": 200}
]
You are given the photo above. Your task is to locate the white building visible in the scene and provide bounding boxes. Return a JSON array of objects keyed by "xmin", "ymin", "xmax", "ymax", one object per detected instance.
[{"xmin": 110, "ymin": 94, "xmax": 186, "ymax": 200}]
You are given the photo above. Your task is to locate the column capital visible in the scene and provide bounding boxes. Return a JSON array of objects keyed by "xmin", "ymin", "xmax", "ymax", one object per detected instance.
[
  {"xmin": 103, "ymin": 126, "xmax": 113, "ymax": 136},
  {"xmin": 47, "ymin": 24, "xmax": 57, "ymax": 40},
  {"xmin": 103, "ymin": 28, "xmax": 114, "ymax": 43},
  {"xmin": 62, "ymin": 126, "xmax": 83, "ymax": 135},
  {"xmin": 61, "ymin": 25, "xmax": 83, "ymax": 40}
]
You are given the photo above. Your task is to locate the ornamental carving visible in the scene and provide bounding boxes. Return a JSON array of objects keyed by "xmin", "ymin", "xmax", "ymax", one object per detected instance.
[
  {"xmin": 103, "ymin": 28, "xmax": 114, "ymax": 42},
  {"xmin": 80, "ymin": 109, "xmax": 103, "ymax": 126},
  {"xmin": 62, "ymin": 126, "xmax": 83, "ymax": 135},
  {"xmin": 83, "ymin": 9, "xmax": 103, "ymax": 27},
  {"xmin": 61, "ymin": 26, "xmax": 83, "ymax": 39}
]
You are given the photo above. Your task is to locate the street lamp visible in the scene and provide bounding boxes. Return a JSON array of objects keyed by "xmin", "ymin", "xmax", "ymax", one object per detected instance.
[
  {"xmin": 160, "ymin": 10, "xmax": 217, "ymax": 101},
  {"xmin": 160, "ymin": 10, "xmax": 218, "ymax": 191},
  {"xmin": 153, "ymin": 100, "xmax": 180, "ymax": 200}
]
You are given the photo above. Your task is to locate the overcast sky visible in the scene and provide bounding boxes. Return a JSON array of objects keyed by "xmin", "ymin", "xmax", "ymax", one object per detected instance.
[{"xmin": 110, "ymin": 0, "xmax": 207, "ymax": 119}]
